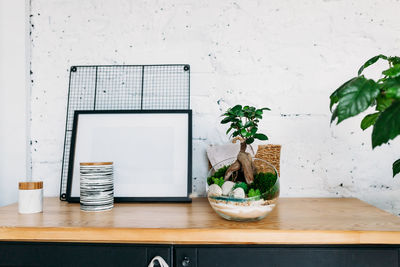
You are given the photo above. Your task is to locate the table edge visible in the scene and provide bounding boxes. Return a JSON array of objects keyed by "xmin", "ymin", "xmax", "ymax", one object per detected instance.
[{"xmin": 1, "ymin": 227, "xmax": 400, "ymax": 245}]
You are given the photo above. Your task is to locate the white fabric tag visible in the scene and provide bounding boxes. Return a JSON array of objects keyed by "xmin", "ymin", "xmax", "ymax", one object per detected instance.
[
  {"xmin": 206, "ymin": 142, "xmax": 257, "ymax": 167},
  {"xmin": 148, "ymin": 256, "xmax": 169, "ymax": 267}
]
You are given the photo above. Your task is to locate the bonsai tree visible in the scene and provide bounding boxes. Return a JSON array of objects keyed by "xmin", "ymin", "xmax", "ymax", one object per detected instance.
[
  {"xmin": 330, "ymin": 54, "xmax": 400, "ymax": 177},
  {"xmin": 220, "ymin": 105, "xmax": 270, "ymax": 184}
]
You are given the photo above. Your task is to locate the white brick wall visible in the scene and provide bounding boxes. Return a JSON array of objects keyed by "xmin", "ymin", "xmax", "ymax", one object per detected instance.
[
  {"xmin": 30, "ymin": 0, "xmax": 400, "ymax": 214},
  {"xmin": 0, "ymin": 0, "xmax": 29, "ymax": 207}
]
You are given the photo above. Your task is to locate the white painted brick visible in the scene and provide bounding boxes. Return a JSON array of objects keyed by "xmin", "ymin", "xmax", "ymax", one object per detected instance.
[{"xmin": 30, "ymin": 0, "xmax": 400, "ymax": 215}]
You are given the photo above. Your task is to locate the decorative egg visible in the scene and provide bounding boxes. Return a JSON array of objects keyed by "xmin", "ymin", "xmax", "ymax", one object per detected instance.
[
  {"xmin": 208, "ymin": 184, "xmax": 222, "ymax": 197},
  {"xmin": 231, "ymin": 187, "xmax": 245, "ymax": 199},
  {"xmin": 221, "ymin": 181, "xmax": 235, "ymax": 195}
]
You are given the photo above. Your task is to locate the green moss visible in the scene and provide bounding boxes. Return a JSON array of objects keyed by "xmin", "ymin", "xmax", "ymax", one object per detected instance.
[
  {"xmin": 213, "ymin": 177, "xmax": 225, "ymax": 187},
  {"xmin": 213, "ymin": 165, "xmax": 230, "ymax": 178},
  {"xmin": 248, "ymin": 188, "xmax": 261, "ymax": 198},
  {"xmin": 253, "ymin": 172, "xmax": 277, "ymax": 193},
  {"xmin": 207, "ymin": 176, "xmax": 214, "ymax": 186},
  {"xmin": 207, "ymin": 165, "xmax": 230, "ymax": 185},
  {"xmin": 262, "ymin": 184, "xmax": 279, "ymax": 199}
]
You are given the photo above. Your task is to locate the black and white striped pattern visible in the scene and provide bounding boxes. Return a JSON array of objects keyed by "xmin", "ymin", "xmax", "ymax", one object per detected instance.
[{"xmin": 80, "ymin": 164, "xmax": 114, "ymax": 211}]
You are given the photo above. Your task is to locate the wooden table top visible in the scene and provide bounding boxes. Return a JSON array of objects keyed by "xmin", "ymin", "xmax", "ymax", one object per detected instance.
[{"xmin": 0, "ymin": 197, "xmax": 400, "ymax": 244}]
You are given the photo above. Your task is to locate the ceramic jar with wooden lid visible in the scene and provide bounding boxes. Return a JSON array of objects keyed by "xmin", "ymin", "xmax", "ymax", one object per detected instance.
[{"xmin": 18, "ymin": 181, "xmax": 43, "ymax": 214}]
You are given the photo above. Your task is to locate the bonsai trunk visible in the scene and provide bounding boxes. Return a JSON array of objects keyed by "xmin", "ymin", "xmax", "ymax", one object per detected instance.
[{"xmin": 224, "ymin": 141, "xmax": 255, "ymax": 184}]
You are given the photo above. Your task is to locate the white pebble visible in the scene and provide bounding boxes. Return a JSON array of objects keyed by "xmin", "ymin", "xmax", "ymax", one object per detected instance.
[
  {"xmin": 221, "ymin": 181, "xmax": 235, "ymax": 195},
  {"xmin": 232, "ymin": 187, "xmax": 245, "ymax": 198},
  {"xmin": 208, "ymin": 184, "xmax": 222, "ymax": 197}
]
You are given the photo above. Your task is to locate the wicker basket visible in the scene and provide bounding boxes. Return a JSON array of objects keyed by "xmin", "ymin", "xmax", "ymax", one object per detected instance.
[{"xmin": 254, "ymin": 144, "xmax": 281, "ymax": 176}]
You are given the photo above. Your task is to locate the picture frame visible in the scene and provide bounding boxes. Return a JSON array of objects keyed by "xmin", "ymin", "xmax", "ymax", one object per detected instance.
[{"xmin": 66, "ymin": 110, "xmax": 192, "ymax": 203}]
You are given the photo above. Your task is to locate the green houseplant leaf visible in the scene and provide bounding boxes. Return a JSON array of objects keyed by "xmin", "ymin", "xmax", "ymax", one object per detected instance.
[
  {"xmin": 221, "ymin": 117, "xmax": 233, "ymax": 124},
  {"xmin": 393, "ymin": 159, "xmax": 400, "ymax": 177},
  {"xmin": 329, "ymin": 77, "xmax": 357, "ymax": 111},
  {"xmin": 375, "ymin": 94, "xmax": 394, "ymax": 112},
  {"xmin": 246, "ymin": 137, "xmax": 255, "ymax": 144},
  {"xmin": 372, "ymin": 101, "xmax": 400, "ymax": 148},
  {"xmin": 386, "ymin": 85, "xmax": 400, "ymax": 99},
  {"xmin": 360, "ymin": 112, "xmax": 380, "ymax": 130},
  {"xmin": 330, "ymin": 108, "xmax": 338, "ymax": 124},
  {"xmin": 330, "ymin": 54, "xmax": 400, "ymax": 178},
  {"xmin": 250, "ymin": 127, "xmax": 257, "ymax": 135},
  {"xmin": 358, "ymin": 54, "xmax": 387, "ymax": 76},
  {"xmin": 254, "ymin": 133, "xmax": 268, "ymax": 140},
  {"xmin": 389, "ymin": 57, "xmax": 400, "ymax": 65},
  {"xmin": 231, "ymin": 105, "xmax": 242, "ymax": 113},
  {"xmin": 331, "ymin": 76, "xmax": 380, "ymax": 123},
  {"xmin": 226, "ymin": 126, "xmax": 233, "ymax": 135},
  {"xmin": 382, "ymin": 65, "xmax": 400, "ymax": 78}
]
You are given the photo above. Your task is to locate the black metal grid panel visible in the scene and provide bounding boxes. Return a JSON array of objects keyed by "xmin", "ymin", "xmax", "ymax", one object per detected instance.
[
  {"xmin": 143, "ymin": 65, "xmax": 190, "ymax": 109},
  {"xmin": 60, "ymin": 64, "xmax": 190, "ymax": 200},
  {"xmin": 95, "ymin": 66, "xmax": 142, "ymax": 110}
]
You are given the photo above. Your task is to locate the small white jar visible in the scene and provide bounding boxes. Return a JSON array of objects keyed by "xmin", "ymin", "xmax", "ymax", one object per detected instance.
[{"xmin": 18, "ymin": 181, "xmax": 43, "ymax": 214}]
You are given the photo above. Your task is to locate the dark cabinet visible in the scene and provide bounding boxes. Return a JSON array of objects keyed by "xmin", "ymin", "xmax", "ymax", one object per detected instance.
[
  {"xmin": 174, "ymin": 245, "xmax": 399, "ymax": 267},
  {"xmin": 0, "ymin": 242, "xmax": 399, "ymax": 267},
  {"xmin": 0, "ymin": 242, "xmax": 171, "ymax": 267},
  {"xmin": 175, "ymin": 247, "xmax": 198, "ymax": 267}
]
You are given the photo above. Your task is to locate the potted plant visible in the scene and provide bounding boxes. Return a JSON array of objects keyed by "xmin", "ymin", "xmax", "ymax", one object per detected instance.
[
  {"xmin": 220, "ymin": 105, "xmax": 270, "ymax": 184},
  {"xmin": 206, "ymin": 105, "xmax": 279, "ymax": 221},
  {"xmin": 330, "ymin": 55, "xmax": 400, "ymax": 177}
]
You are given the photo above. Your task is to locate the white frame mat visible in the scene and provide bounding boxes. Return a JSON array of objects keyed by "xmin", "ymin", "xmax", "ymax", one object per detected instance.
[{"xmin": 66, "ymin": 110, "xmax": 192, "ymax": 202}]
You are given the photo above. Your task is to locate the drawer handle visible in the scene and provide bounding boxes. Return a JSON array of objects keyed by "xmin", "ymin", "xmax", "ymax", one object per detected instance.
[
  {"xmin": 182, "ymin": 256, "xmax": 190, "ymax": 267},
  {"xmin": 148, "ymin": 256, "xmax": 169, "ymax": 267}
]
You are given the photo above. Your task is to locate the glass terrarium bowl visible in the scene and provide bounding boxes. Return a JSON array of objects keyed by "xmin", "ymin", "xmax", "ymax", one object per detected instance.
[{"xmin": 207, "ymin": 157, "xmax": 279, "ymax": 222}]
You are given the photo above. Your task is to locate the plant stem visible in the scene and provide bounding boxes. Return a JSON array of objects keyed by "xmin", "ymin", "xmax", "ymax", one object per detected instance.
[{"xmin": 240, "ymin": 141, "xmax": 247, "ymax": 152}]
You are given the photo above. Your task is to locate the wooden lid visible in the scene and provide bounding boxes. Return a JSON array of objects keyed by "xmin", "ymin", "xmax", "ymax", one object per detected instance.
[
  {"xmin": 80, "ymin": 162, "xmax": 113, "ymax": 166},
  {"xmin": 19, "ymin": 181, "xmax": 43, "ymax": 190}
]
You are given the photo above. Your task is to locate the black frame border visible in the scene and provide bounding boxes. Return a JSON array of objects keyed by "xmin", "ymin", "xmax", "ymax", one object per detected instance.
[{"xmin": 66, "ymin": 109, "xmax": 192, "ymax": 203}]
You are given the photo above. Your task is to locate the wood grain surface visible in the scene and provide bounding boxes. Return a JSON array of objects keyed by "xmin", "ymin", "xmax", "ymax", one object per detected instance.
[{"xmin": 0, "ymin": 197, "xmax": 400, "ymax": 244}]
